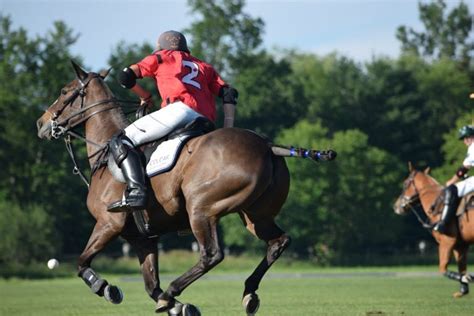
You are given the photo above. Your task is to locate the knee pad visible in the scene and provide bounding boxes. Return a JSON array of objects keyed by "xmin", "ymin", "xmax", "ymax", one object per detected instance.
[{"xmin": 110, "ymin": 133, "xmax": 134, "ymax": 165}]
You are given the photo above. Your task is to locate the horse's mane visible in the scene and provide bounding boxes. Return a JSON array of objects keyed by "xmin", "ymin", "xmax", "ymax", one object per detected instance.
[{"xmin": 98, "ymin": 76, "xmax": 130, "ymax": 129}]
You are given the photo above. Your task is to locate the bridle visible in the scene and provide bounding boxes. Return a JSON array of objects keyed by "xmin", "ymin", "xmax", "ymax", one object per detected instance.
[
  {"xmin": 48, "ymin": 73, "xmax": 120, "ymax": 140},
  {"xmin": 397, "ymin": 171, "xmax": 434, "ymax": 230},
  {"xmin": 46, "ymin": 73, "xmax": 139, "ymax": 187}
]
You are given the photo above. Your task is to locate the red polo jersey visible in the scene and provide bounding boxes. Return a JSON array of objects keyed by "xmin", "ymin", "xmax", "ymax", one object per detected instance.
[{"xmin": 135, "ymin": 50, "xmax": 227, "ymax": 121}]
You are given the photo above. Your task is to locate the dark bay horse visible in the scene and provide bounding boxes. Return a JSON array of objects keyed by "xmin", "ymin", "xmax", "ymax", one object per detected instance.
[
  {"xmin": 393, "ymin": 163, "xmax": 474, "ymax": 298},
  {"xmin": 36, "ymin": 61, "xmax": 334, "ymax": 315}
]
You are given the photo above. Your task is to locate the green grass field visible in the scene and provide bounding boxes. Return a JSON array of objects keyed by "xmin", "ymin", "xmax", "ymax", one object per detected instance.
[{"xmin": 2, "ymin": 267, "xmax": 474, "ymax": 316}]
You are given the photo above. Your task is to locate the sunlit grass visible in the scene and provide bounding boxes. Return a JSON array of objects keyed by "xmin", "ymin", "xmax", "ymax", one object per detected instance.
[{"xmin": 2, "ymin": 265, "xmax": 473, "ymax": 315}]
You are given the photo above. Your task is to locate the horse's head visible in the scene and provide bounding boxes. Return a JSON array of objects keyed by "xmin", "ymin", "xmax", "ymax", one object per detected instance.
[
  {"xmin": 37, "ymin": 60, "xmax": 112, "ymax": 140},
  {"xmin": 393, "ymin": 162, "xmax": 430, "ymax": 215}
]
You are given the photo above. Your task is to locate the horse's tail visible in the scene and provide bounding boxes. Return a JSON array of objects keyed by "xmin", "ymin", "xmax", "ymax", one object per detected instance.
[{"xmin": 270, "ymin": 144, "xmax": 337, "ymax": 162}]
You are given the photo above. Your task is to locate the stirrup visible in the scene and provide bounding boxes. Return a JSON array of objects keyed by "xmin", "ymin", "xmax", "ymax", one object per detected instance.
[
  {"xmin": 107, "ymin": 200, "xmax": 134, "ymax": 213},
  {"xmin": 107, "ymin": 193, "xmax": 145, "ymax": 213}
]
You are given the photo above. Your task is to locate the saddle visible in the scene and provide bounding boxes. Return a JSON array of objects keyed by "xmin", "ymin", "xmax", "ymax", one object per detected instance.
[
  {"xmin": 108, "ymin": 117, "xmax": 215, "ymax": 183},
  {"xmin": 432, "ymin": 191, "xmax": 474, "ymax": 217},
  {"xmin": 457, "ymin": 192, "xmax": 474, "ymax": 216}
]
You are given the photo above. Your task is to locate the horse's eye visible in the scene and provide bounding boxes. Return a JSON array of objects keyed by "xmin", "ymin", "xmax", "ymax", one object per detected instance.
[{"xmin": 61, "ymin": 89, "xmax": 67, "ymax": 95}]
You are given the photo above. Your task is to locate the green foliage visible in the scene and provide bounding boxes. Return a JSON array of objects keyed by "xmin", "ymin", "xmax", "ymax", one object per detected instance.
[
  {"xmin": 232, "ymin": 52, "xmax": 305, "ymax": 138},
  {"xmin": 272, "ymin": 121, "xmax": 406, "ymax": 260},
  {"xmin": 185, "ymin": 0, "xmax": 264, "ymax": 76},
  {"xmin": 0, "ymin": 16, "xmax": 93, "ymax": 261},
  {"xmin": 396, "ymin": 0, "xmax": 473, "ymax": 65},
  {"xmin": 0, "ymin": 200, "xmax": 55, "ymax": 264}
]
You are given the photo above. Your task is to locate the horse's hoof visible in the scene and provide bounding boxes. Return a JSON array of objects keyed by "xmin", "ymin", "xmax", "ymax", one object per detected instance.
[
  {"xmin": 167, "ymin": 302, "xmax": 200, "ymax": 316},
  {"xmin": 453, "ymin": 291, "xmax": 469, "ymax": 298},
  {"xmin": 156, "ymin": 297, "xmax": 175, "ymax": 313},
  {"xmin": 104, "ymin": 284, "xmax": 123, "ymax": 304},
  {"xmin": 242, "ymin": 293, "xmax": 260, "ymax": 316}
]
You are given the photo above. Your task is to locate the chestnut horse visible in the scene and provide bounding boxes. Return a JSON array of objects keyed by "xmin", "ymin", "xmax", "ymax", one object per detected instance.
[
  {"xmin": 36, "ymin": 61, "xmax": 334, "ymax": 315},
  {"xmin": 393, "ymin": 163, "xmax": 474, "ymax": 298}
]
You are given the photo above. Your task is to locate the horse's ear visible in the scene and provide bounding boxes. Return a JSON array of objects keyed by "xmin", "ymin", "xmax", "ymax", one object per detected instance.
[
  {"xmin": 99, "ymin": 67, "xmax": 112, "ymax": 79},
  {"xmin": 408, "ymin": 161, "xmax": 413, "ymax": 172},
  {"xmin": 71, "ymin": 60, "xmax": 88, "ymax": 81},
  {"xmin": 424, "ymin": 167, "xmax": 431, "ymax": 174}
]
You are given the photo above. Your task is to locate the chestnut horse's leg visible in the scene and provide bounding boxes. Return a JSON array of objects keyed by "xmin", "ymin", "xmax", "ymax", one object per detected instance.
[
  {"xmin": 77, "ymin": 218, "xmax": 125, "ymax": 303},
  {"xmin": 437, "ymin": 234, "xmax": 456, "ymax": 274},
  {"xmin": 156, "ymin": 215, "xmax": 223, "ymax": 313},
  {"xmin": 127, "ymin": 236, "xmax": 163, "ymax": 301},
  {"xmin": 453, "ymin": 243, "xmax": 470, "ymax": 297}
]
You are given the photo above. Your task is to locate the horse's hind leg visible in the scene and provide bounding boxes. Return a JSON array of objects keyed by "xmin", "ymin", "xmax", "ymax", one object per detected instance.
[
  {"xmin": 241, "ymin": 215, "xmax": 290, "ymax": 315},
  {"xmin": 77, "ymin": 218, "xmax": 125, "ymax": 304},
  {"xmin": 156, "ymin": 215, "xmax": 223, "ymax": 313}
]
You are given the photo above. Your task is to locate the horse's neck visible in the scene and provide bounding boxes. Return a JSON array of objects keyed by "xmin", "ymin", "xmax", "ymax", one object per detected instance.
[
  {"xmin": 416, "ymin": 174, "xmax": 443, "ymax": 219},
  {"xmin": 84, "ymin": 102, "xmax": 128, "ymax": 165}
]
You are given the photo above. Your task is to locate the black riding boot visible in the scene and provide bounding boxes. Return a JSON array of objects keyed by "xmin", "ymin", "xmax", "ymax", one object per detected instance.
[
  {"xmin": 433, "ymin": 185, "xmax": 459, "ymax": 234},
  {"xmin": 107, "ymin": 134, "xmax": 147, "ymax": 212}
]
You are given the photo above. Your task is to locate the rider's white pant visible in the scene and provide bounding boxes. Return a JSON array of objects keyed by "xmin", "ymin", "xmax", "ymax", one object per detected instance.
[
  {"xmin": 455, "ymin": 176, "xmax": 474, "ymax": 197},
  {"xmin": 124, "ymin": 101, "xmax": 203, "ymax": 146}
]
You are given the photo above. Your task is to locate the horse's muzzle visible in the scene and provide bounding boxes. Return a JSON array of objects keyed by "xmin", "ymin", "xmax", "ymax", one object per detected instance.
[{"xmin": 37, "ymin": 117, "xmax": 52, "ymax": 140}]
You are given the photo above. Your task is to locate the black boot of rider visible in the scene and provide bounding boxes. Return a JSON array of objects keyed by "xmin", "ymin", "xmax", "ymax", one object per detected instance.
[
  {"xmin": 433, "ymin": 185, "xmax": 459, "ymax": 234},
  {"xmin": 107, "ymin": 135, "xmax": 147, "ymax": 212}
]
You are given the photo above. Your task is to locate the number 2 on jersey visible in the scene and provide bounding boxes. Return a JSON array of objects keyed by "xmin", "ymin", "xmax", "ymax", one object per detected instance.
[{"xmin": 182, "ymin": 61, "xmax": 201, "ymax": 89}]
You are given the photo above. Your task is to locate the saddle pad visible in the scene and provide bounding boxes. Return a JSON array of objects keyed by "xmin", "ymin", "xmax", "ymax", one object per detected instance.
[
  {"xmin": 108, "ymin": 135, "xmax": 192, "ymax": 183},
  {"xmin": 457, "ymin": 192, "xmax": 474, "ymax": 216},
  {"xmin": 146, "ymin": 135, "xmax": 191, "ymax": 177}
]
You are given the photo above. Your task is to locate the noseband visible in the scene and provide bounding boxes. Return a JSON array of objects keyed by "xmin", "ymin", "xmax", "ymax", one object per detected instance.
[{"xmin": 399, "ymin": 171, "xmax": 420, "ymax": 209}]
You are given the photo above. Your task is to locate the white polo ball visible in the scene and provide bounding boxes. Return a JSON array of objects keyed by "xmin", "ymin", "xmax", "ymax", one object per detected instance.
[{"xmin": 47, "ymin": 258, "xmax": 59, "ymax": 270}]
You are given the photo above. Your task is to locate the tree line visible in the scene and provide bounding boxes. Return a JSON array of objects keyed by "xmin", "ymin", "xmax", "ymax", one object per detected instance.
[{"xmin": 0, "ymin": 0, "xmax": 472, "ymax": 266}]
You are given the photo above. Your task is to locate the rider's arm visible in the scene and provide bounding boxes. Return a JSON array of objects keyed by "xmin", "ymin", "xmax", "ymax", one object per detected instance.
[
  {"xmin": 128, "ymin": 65, "xmax": 153, "ymax": 105},
  {"xmin": 446, "ymin": 165, "xmax": 470, "ymax": 186},
  {"xmin": 223, "ymin": 103, "xmax": 235, "ymax": 128},
  {"xmin": 220, "ymin": 86, "xmax": 238, "ymax": 128}
]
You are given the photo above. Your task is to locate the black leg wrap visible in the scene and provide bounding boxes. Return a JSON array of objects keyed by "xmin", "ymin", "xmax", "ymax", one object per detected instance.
[
  {"xmin": 79, "ymin": 267, "xmax": 108, "ymax": 296},
  {"xmin": 444, "ymin": 270, "xmax": 461, "ymax": 281},
  {"xmin": 460, "ymin": 281, "xmax": 469, "ymax": 295}
]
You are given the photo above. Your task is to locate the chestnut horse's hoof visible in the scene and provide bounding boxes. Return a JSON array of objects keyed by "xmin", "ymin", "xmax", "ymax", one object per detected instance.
[
  {"xmin": 242, "ymin": 293, "xmax": 260, "ymax": 316},
  {"xmin": 104, "ymin": 284, "xmax": 123, "ymax": 304},
  {"xmin": 453, "ymin": 291, "xmax": 468, "ymax": 298}
]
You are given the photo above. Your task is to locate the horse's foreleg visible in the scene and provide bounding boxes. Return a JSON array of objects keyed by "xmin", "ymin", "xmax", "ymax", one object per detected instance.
[
  {"xmin": 453, "ymin": 243, "xmax": 470, "ymax": 297},
  {"xmin": 127, "ymin": 236, "xmax": 163, "ymax": 301},
  {"xmin": 77, "ymin": 219, "xmax": 124, "ymax": 303},
  {"xmin": 437, "ymin": 239, "xmax": 455, "ymax": 274},
  {"xmin": 156, "ymin": 215, "xmax": 223, "ymax": 313},
  {"xmin": 242, "ymin": 218, "xmax": 290, "ymax": 315}
]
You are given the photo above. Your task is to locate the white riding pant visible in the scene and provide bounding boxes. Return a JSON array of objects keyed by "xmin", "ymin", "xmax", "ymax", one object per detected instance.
[
  {"xmin": 124, "ymin": 101, "xmax": 203, "ymax": 147},
  {"xmin": 455, "ymin": 176, "xmax": 474, "ymax": 197}
]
